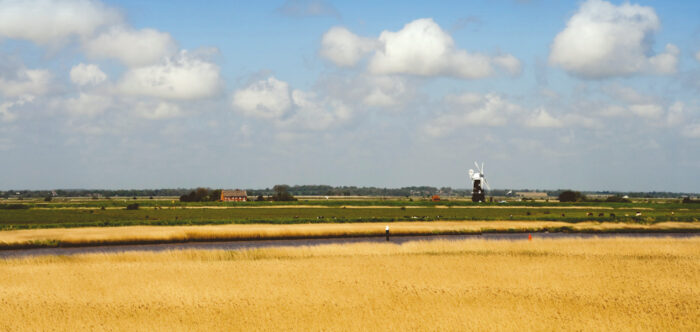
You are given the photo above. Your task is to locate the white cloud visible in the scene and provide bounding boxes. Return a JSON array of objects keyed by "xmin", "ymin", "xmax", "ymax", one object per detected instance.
[
  {"xmin": 0, "ymin": 95, "xmax": 34, "ymax": 122},
  {"xmin": 63, "ymin": 93, "xmax": 111, "ymax": 116},
  {"xmin": 135, "ymin": 101, "xmax": 182, "ymax": 120},
  {"xmin": 232, "ymin": 76, "xmax": 353, "ymax": 130},
  {"xmin": 549, "ymin": 0, "xmax": 678, "ymax": 78},
  {"xmin": 320, "ymin": 27, "xmax": 377, "ymax": 67},
  {"xmin": 425, "ymin": 93, "xmax": 521, "ymax": 136},
  {"xmin": 232, "ymin": 77, "xmax": 291, "ymax": 119},
  {"xmin": 362, "ymin": 76, "xmax": 408, "ymax": 107},
  {"xmin": 286, "ymin": 90, "xmax": 352, "ymax": 130},
  {"xmin": 118, "ymin": 51, "xmax": 222, "ymax": 100},
  {"xmin": 0, "ymin": 69, "xmax": 51, "ymax": 97},
  {"xmin": 0, "ymin": 0, "xmax": 121, "ymax": 45},
  {"xmin": 682, "ymin": 122, "xmax": 700, "ymax": 138},
  {"xmin": 492, "ymin": 55, "xmax": 522, "ymax": 76},
  {"xmin": 525, "ymin": 108, "xmax": 564, "ymax": 128},
  {"xmin": 70, "ymin": 63, "xmax": 107, "ymax": 86},
  {"xmin": 84, "ymin": 26, "xmax": 177, "ymax": 67},
  {"xmin": 665, "ymin": 102, "xmax": 685, "ymax": 127},
  {"xmin": 368, "ymin": 18, "xmax": 519, "ymax": 79},
  {"xmin": 599, "ymin": 86, "xmax": 669, "ymax": 119},
  {"xmin": 628, "ymin": 104, "xmax": 663, "ymax": 118}
]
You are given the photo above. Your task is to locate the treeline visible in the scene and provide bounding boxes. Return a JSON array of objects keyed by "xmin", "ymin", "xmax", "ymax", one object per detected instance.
[
  {"xmin": 1, "ymin": 187, "xmax": 697, "ymax": 199},
  {"xmin": 246, "ymin": 186, "xmax": 469, "ymax": 197},
  {"xmin": 1, "ymin": 189, "xmax": 193, "ymax": 199}
]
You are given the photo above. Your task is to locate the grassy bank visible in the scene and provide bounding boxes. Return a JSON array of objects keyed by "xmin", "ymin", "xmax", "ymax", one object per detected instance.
[
  {"xmin": 1, "ymin": 204, "xmax": 697, "ymax": 230},
  {"xmin": 1, "ymin": 237, "xmax": 698, "ymax": 331},
  {"xmin": 1, "ymin": 221, "xmax": 700, "ymax": 250}
]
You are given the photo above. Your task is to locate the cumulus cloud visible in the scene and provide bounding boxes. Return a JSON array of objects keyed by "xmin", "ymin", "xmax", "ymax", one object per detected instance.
[
  {"xmin": 0, "ymin": 95, "xmax": 34, "ymax": 122},
  {"xmin": 232, "ymin": 77, "xmax": 291, "ymax": 119},
  {"xmin": 135, "ymin": 101, "xmax": 182, "ymax": 120},
  {"xmin": 600, "ymin": 85, "xmax": 666, "ymax": 119},
  {"xmin": 682, "ymin": 122, "xmax": 700, "ymax": 138},
  {"xmin": 319, "ymin": 19, "xmax": 520, "ymax": 79},
  {"xmin": 232, "ymin": 76, "xmax": 352, "ymax": 130},
  {"xmin": 118, "ymin": 51, "xmax": 222, "ymax": 100},
  {"xmin": 549, "ymin": 0, "xmax": 678, "ymax": 78},
  {"xmin": 70, "ymin": 63, "xmax": 107, "ymax": 86},
  {"xmin": 320, "ymin": 27, "xmax": 377, "ymax": 67},
  {"xmin": 665, "ymin": 102, "xmax": 685, "ymax": 127},
  {"xmin": 84, "ymin": 26, "xmax": 177, "ymax": 66},
  {"xmin": 424, "ymin": 93, "xmax": 521, "ymax": 136},
  {"xmin": 63, "ymin": 93, "xmax": 111, "ymax": 116},
  {"xmin": 492, "ymin": 54, "xmax": 523, "ymax": 75},
  {"xmin": 0, "ymin": 69, "xmax": 51, "ymax": 97},
  {"xmin": 286, "ymin": 90, "xmax": 351, "ymax": 130},
  {"xmin": 368, "ymin": 18, "xmax": 519, "ymax": 79},
  {"xmin": 628, "ymin": 104, "xmax": 663, "ymax": 118},
  {"xmin": 525, "ymin": 108, "xmax": 564, "ymax": 128},
  {"xmin": 0, "ymin": 0, "xmax": 121, "ymax": 45},
  {"xmin": 362, "ymin": 76, "xmax": 410, "ymax": 107}
]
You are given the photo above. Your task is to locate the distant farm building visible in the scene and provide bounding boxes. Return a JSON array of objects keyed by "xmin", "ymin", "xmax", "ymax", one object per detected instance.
[
  {"xmin": 221, "ymin": 189, "xmax": 247, "ymax": 202},
  {"xmin": 431, "ymin": 195, "xmax": 441, "ymax": 202},
  {"xmin": 515, "ymin": 192, "xmax": 549, "ymax": 199}
]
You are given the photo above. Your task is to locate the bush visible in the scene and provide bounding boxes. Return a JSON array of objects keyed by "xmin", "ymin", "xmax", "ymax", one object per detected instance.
[
  {"xmin": 271, "ymin": 185, "xmax": 297, "ymax": 202},
  {"xmin": 44, "ymin": 196, "xmax": 52, "ymax": 202},
  {"xmin": 180, "ymin": 188, "xmax": 221, "ymax": 202},
  {"xmin": 558, "ymin": 190, "xmax": 585, "ymax": 202},
  {"xmin": 126, "ymin": 203, "xmax": 140, "ymax": 210}
]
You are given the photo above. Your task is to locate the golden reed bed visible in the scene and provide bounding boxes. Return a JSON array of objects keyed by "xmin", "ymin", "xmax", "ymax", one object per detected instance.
[
  {"xmin": 1, "ymin": 221, "xmax": 699, "ymax": 249},
  {"xmin": 1, "ymin": 237, "xmax": 698, "ymax": 331}
]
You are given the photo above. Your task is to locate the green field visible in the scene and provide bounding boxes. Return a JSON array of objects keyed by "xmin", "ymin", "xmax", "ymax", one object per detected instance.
[{"xmin": 1, "ymin": 198, "xmax": 698, "ymax": 230}]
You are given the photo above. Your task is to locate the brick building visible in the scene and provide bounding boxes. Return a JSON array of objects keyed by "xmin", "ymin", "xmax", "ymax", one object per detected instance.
[{"xmin": 221, "ymin": 189, "xmax": 247, "ymax": 202}]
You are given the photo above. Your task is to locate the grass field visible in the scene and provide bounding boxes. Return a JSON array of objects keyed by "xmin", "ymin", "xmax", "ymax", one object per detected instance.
[
  {"xmin": 1, "ymin": 237, "xmax": 698, "ymax": 331},
  {"xmin": 1, "ymin": 199, "xmax": 698, "ymax": 230},
  {"xmin": 2, "ymin": 221, "xmax": 700, "ymax": 249}
]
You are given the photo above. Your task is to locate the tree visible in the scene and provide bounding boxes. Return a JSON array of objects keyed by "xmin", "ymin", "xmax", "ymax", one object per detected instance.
[
  {"xmin": 558, "ymin": 190, "xmax": 585, "ymax": 202},
  {"xmin": 256, "ymin": 195, "xmax": 265, "ymax": 202},
  {"xmin": 208, "ymin": 189, "xmax": 222, "ymax": 202},
  {"xmin": 271, "ymin": 184, "xmax": 296, "ymax": 201},
  {"xmin": 44, "ymin": 196, "xmax": 52, "ymax": 202}
]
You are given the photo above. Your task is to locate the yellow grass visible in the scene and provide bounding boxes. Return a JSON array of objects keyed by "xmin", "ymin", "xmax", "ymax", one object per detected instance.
[
  {"xmin": 1, "ymin": 221, "xmax": 700, "ymax": 248},
  {"xmin": 0, "ymin": 237, "xmax": 698, "ymax": 331}
]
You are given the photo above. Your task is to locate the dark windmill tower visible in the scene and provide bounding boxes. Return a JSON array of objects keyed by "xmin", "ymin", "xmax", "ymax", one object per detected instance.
[{"xmin": 469, "ymin": 162, "xmax": 490, "ymax": 202}]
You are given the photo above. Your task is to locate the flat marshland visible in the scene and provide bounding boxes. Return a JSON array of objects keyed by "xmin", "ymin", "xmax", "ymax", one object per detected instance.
[{"xmin": 1, "ymin": 237, "xmax": 698, "ymax": 331}]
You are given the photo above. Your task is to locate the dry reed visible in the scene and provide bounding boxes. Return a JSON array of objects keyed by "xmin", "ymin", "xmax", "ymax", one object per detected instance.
[
  {"xmin": 1, "ymin": 221, "xmax": 699, "ymax": 249},
  {"xmin": 0, "ymin": 237, "xmax": 698, "ymax": 331}
]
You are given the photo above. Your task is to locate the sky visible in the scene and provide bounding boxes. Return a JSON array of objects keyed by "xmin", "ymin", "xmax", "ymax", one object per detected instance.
[{"xmin": 0, "ymin": 0, "xmax": 699, "ymax": 192}]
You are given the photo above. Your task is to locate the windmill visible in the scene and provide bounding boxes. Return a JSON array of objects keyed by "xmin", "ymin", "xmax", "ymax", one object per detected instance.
[{"xmin": 468, "ymin": 161, "xmax": 490, "ymax": 202}]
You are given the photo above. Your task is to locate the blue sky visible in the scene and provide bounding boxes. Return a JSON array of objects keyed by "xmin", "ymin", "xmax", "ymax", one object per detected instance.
[{"xmin": 0, "ymin": 0, "xmax": 699, "ymax": 192}]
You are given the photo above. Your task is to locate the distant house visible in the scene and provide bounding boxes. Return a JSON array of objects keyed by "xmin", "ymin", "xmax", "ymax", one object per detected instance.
[{"xmin": 221, "ymin": 189, "xmax": 247, "ymax": 202}]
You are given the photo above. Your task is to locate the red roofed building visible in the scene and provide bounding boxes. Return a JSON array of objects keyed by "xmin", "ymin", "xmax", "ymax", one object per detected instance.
[{"xmin": 221, "ymin": 189, "xmax": 247, "ymax": 202}]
